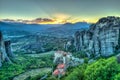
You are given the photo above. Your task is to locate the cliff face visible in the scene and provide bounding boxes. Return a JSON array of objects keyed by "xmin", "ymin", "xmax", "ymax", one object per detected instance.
[
  {"xmin": 0, "ymin": 31, "xmax": 14, "ymax": 67},
  {"xmin": 74, "ymin": 16, "xmax": 120, "ymax": 57}
]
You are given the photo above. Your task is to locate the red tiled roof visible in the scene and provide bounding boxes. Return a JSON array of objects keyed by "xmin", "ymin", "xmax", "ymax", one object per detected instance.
[
  {"xmin": 57, "ymin": 64, "xmax": 65, "ymax": 69},
  {"xmin": 53, "ymin": 69, "xmax": 65, "ymax": 76},
  {"xmin": 53, "ymin": 69, "xmax": 60, "ymax": 75}
]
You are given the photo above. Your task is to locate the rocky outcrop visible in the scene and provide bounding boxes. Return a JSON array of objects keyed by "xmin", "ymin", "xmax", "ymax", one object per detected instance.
[
  {"xmin": 53, "ymin": 51, "xmax": 84, "ymax": 77},
  {"xmin": 74, "ymin": 16, "xmax": 120, "ymax": 57},
  {"xmin": 117, "ymin": 54, "xmax": 120, "ymax": 63},
  {"xmin": 64, "ymin": 37, "xmax": 74, "ymax": 51},
  {"xmin": 4, "ymin": 40, "xmax": 15, "ymax": 58},
  {"xmin": 0, "ymin": 31, "xmax": 14, "ymax": 67}
]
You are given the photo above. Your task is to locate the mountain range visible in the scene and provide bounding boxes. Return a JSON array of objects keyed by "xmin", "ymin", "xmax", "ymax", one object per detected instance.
[{"xmin": 0, "ymin": 21, "xmax": 90, "ymax": 37}]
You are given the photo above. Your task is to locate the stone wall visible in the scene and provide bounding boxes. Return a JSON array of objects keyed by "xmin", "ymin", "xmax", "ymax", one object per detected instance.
[{"xmin": 74, "ymin": 16, "xmax": 120, "ymax": 57}]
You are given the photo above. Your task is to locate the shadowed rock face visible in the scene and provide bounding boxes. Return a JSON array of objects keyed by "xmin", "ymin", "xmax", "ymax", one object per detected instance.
[
  {"xmin": 64, "ymin": 37, "xmax": 74, "ymax": 51},
  {"xmin": 117, "ymin": 54, "xmax": 120, "ymax": 63},
  {"xmin": 0, "ymin": 31, "xmax": 14, "ymax": 67},
  {"xmin": 0, "ymin": 31, "xmax": 2, "ymax": 67},
  {"xmin": 74, "ymin": 16, "xmax": 120, "ymax": 57},
  {"xmin": 4, "ymin": 40, "xmax": 15, "ymax": 58}
]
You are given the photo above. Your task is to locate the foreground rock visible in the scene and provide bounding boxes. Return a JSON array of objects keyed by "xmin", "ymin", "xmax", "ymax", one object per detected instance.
[{"xmin": 0, "ymin": 31, "xmax": 14, "ymax": 67}]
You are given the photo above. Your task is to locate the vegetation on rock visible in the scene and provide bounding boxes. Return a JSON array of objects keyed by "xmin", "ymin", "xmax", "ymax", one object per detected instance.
[{"xmin": 61, "ymin": 57, "xmax": 120, "ymax": 80}]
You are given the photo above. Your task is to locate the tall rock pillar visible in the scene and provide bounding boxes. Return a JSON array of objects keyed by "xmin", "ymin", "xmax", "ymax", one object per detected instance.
[
  {"xmin": 4, "ymin": 40, "xmax": 15, "ymax": 58},
  {"xmin": 0, "ymin": 31, "xmax": 12, "ymax": 67}
]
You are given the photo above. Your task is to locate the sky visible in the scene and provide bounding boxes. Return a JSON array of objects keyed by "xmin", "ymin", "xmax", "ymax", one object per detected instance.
[{"xmin": 0, "ymin": 0, "xmax": 120, "ymax": 24}]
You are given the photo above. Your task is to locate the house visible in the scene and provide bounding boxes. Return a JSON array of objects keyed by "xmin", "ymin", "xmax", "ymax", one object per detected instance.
[{"xmin": 53, "ymin": 63, "xmax": 65, "ymax": 77}]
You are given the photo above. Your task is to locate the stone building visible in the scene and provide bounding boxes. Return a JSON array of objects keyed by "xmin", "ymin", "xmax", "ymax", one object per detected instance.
[{"xmin": 74, "ymin": 16, "xmax": 120, "ymax": 57}]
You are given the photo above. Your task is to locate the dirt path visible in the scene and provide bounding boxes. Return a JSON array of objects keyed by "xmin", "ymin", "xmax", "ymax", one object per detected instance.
[{"xmin": 13, "ymin": 68, "xmax": 52, "ymax": 80}]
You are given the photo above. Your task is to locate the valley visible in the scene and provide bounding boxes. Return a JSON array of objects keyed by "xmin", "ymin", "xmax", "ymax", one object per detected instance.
[
  {"xmin": 0, "ymin": 51, "xmax": 54, "ymax": 80},
  {"xmin": 0, "ymin": 16, "xmax": 120, "ymax": 80},
  {"xmin": 1, "ymin": 0, "xmax": 120, "ymax": 79}
]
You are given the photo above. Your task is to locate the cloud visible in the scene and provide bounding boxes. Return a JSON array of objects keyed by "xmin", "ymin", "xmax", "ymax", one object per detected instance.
[
  {"xmin": 1, "ymin": 18, "xmax": 55, "ymax": 24},
  {"xmin": 2, "ymin": 19, "xmax": 15, "ymax": 22},
  {"xmin": 31, "ymin": 18, "xmax": 55, "ymax": 24}
]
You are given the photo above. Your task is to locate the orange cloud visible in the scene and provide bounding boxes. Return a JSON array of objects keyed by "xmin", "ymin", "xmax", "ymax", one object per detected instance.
[
  {"xmin": 1, "ymin": 18, "xmax": 55, "ymax": 24},
  {"xmin": 31, "ymin": 18, "xmax": 55, "ymax": 24},
  {"xmin": 1, "ymin": 16, "xmax": 98, "ymax": 24}
]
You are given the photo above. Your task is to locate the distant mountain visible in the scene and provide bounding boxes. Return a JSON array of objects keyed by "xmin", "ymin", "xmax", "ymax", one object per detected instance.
[
  {"xmin": 47, "ymin": 22, "xmax": 90, "ymax": 31},
  {"xmin": 43, "ymin": 22, "xmax": 90, "ymax": 37},
  {"xmin": 0, "ymin": 21, "xmax": 16, "ymax": 30},
  {"xmin": 0, "ymin": 21, "xmax": 90, "ymax": 37},
  {"xmin": 0, "ymin": 21, "xmax": 90, "ymax": 32},
  {"xmin": 0, "ymin": 21, "xmax": 56, "ymax": 32}
]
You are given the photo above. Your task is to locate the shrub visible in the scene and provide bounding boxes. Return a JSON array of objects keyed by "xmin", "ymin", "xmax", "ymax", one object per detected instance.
[
  {"xmin": 84, "ymin": 57, "xmax": 120, "ymax": 80},
  {"xmin": 114, "ymin": 73, "xmax": 120, "ymax": 80},
  {"xmin": 0, "ymin": 63, "xmax": 24, "ymax": 80},
  {"xmin": 0, "ymin": 52, "xmax": 53, "ymax": 80},
  {"xmin": 63, "ymin": 57, "xmax": 120, "ymax": 80},
  {"xmin": 84, "ymin": 58, "xmax": 89, "ymax": 63},
  {"xmin": 63, "ymin": 64, "xmax": 87, "ymax": 80}
]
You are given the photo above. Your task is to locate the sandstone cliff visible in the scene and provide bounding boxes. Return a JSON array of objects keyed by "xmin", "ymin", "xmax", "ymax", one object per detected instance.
[
  {"xmin": 74, "ymin": 16, "xmax": 120, "ymax": 57},
  {"xmin": 0, "ymin": 31, "xmax": 14, "ymax": 67}
]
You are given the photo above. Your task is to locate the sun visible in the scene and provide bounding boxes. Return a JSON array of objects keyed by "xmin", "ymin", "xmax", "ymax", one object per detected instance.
[{"xmin": 50, "ymin": 13, "xmax": 71, "ymax": 24}]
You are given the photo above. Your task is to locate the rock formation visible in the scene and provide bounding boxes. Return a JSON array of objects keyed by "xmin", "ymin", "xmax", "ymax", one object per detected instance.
[
  {"xmin": 117, "ymin": 54, "xmax": 120, "ymax": 63},
  {"xmin": 0, "ymin": 31, "xmax": 14, "ymax": 67},
  {"xmin": 64, "ymin": 37, "xmax": 74, "ymax": 51},
  {"xmin": 74, "ymin": 16, "xmax": 120, "ymax": 57},
  {"xmin": 53, "ymin": 51, "xmax": 84, "ymax": 77},
  {"xmin": 4, "ymin": 40, "xmax": 15, "ymax": 58}
]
